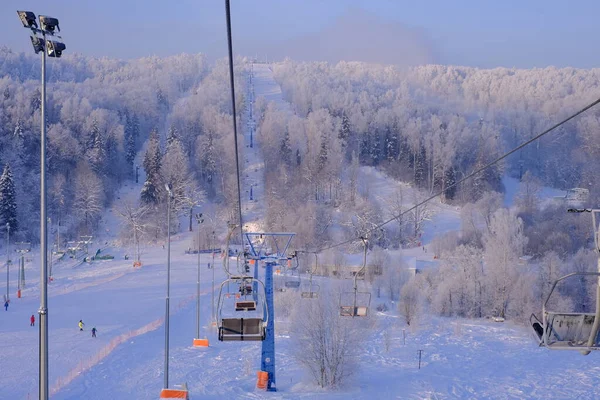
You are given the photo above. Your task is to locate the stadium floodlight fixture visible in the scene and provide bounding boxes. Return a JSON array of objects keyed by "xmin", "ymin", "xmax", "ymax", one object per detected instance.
[
  {"xmin": 17, "ymin": 11, "xmax": 38, "ymax": 29},
  {"xmin": 46, "ymin": 40, "xmax": 65, "ymax": 58},
  {"xmin": 39, "ymin": 16, "xmax": 60, "ymax": 33},
  {"xmin": 30, "ymin": 35, "xmax": 44, "ymax": 54}
]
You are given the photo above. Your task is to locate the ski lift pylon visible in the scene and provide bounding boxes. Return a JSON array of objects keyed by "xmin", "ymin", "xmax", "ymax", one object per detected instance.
[
  {"xmin": 530, "ymin": 209, "xmax": 600, "ymax": 354},
  {"xmin": 340, "ymin": 237, "xmax": 371, "ymax": 317}
]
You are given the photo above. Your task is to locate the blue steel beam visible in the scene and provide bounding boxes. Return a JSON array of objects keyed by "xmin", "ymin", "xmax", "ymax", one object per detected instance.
[{"xmin": 261, "ymin": 260, "xmax": 276, "ymax": 391}]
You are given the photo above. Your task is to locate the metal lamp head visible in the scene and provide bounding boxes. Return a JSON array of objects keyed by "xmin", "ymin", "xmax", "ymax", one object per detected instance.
[
  {"xmin": 17, "ymin": 11, "xmax": 38, "ymax": 29},
  {"xmin": 30, "ymin": 35, "xmax": 45, "ymax": 54},
  {"xmin": 39, "ymin": 15, "xmax": 60, "ymax": 33},
  {"xmin": 46, "ymin": 40, "xmax": 65, "ymax": 58}
]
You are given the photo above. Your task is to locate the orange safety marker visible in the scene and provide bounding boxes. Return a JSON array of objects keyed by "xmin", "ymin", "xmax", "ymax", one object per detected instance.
[
  {"xmin": 256, "ymin": 370, "xmax": 269, "ymax": 390},
  {"xmin": 159, "ymin": 388, "xmax": 188, "ymax": 399},
  {"xmin": 249, "ymin": 259, "xmax": 255, "ymax": 265},
  {"xmin": 193, "ymin": 338, "xmax": 209, "ymax": 347},
  {"xmin": 17, "ymin": 289, "xmax": 21, "ymax": 298},
  {"xmin": 133, "ymin": 261, "xmax": 142, "ymax": 268}
]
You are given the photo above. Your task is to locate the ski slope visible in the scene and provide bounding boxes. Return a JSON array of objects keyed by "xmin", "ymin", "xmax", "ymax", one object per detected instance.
[{"xmin": 2, "ymin": 64, "xmax": 600, "ymax": 399}]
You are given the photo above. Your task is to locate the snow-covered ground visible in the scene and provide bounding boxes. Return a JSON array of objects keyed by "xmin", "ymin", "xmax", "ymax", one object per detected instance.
[{"xmin": 2, "ymin": 65, "xmax": 600, "ymax": 400}]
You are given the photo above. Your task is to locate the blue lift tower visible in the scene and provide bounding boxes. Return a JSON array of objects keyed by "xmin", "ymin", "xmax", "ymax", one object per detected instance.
[{"xmin": 245, "ymin": 232, "xmax": 295, "ymax": 392}]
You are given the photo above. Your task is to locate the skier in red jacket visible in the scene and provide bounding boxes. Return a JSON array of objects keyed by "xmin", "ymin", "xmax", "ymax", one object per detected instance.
[{"xmin": 30, "ymin": 314, "xmax": 35, "ymax": 326}]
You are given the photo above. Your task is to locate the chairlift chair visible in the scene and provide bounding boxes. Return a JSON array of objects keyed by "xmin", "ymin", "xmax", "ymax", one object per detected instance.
[
  {"xmin": 340, "ymin": 237, "xmax": 371, "ymax": 317},
  {"xmin": 284, "ymin": 253, "xmax": 301, "ymax": 289},
  {"xmin": 301, "ymin": 259, "xmax": 320, "ymax": 299},
  {"xmin": 530, "ymin": 272, "xmax": 600, "ymax": 354},
  {"xmin": 530, "ymin": 209, "xmax": 600, "ymax": 355},
  {"xmin": 217, "ymin": 276, "xmax": 267, "ymax": 341},
  {"xmin": 301, "ymin": 279, "xmax": 320, "ymax": 299}
]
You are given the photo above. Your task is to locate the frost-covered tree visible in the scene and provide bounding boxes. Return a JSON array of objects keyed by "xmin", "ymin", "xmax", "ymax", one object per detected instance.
[
  {"xmin": 0, "ymin": 164, "xmax": 17, "ymax": 232},
  {"xmin": 292, "ymin": 291, "xmax": 364, "ymax": 388},
  {"xmin": 483, "ymin": 208, "xmax": 527, "ymax": 318},
  {"xmin": 73, "ymin": 164, "xmax": 104, "ymax": 233}
]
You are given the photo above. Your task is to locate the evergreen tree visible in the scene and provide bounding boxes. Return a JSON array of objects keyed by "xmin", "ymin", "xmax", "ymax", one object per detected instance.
[
  {"xmin": 338, "ymin": 112, "xmax": 350, "ymax": 147},
  {"xmin": 131, "ymin": 114, "xmax": 140, "ymax": 143},
  {"xmin": 125, "ymin": 131, "xmax": 136, "ymax": 171},
  {"xmin": 280, "ymin": 129, "xmax": 292, "ymax": 166},
  {"xmin": 141, "ymin": 129, "xmax": 162, "ymax": 204},
  {"xmin": 140, "ymin": 179, "xmax": 158, "ymax": 204},
  {"xmin": 0, "ymin": 164, "xmax": 17, "ymax": 232},
  {"xmin": 318, "ymin": 134, "xmax": 328, "ymax": 173},
  {"xmin": 166, "ymin": 125, "xmax": 180, "ymax": 149},
  {"xmin": 143, "ymin": 129, "xmax": 162, "ymax": 179},
  {"xmin": 30, "ymin": 88, "xmax": 41, "ymax": 112}
]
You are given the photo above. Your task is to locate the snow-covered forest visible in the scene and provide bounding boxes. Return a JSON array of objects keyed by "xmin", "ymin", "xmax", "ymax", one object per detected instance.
[
  {"xmin": 0, "ymin": 47, "xmax": 250, "ymax": 243},
  {"xmin": 2, "ymin": 48, "xmax": 600, "ymax": 322}
]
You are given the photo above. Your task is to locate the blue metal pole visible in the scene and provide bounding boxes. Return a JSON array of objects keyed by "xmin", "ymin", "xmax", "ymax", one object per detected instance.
[
  {"xmin": 261, "ymin": 261, "xmax": 276, "ymax": 391},
  {"xmin": 253, "ymin": 259, "xmax": 258, "ymax": 303}
]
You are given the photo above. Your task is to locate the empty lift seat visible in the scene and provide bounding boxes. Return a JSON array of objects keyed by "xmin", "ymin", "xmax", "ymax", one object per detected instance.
[
  {"xmin": 340, "ymin": 306, "xmax": 368, "ymax": 317},
  {"xmin": 219, "ymin": 318, "xmax": 265, "ymax": 341},
  {"xmin": 545, "ymin": 312, "xmax": 599, "ymax": 349}
]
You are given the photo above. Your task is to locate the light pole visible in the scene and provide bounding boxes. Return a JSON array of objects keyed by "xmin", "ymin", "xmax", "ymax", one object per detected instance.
[
  {"xmin": 211, "ymin": 230, "xmax": 216, "ymax": 324},
  {"xmin": 17, "ymin": 12, "xmax": 65, "ymax": 400},
  {"xmin": 194, "ymin": 212, "xmax": 204, "ymax": 345},
  {"xmin": 5, "ymin": 223, "xmax": 10, "ymax": 302},
  {"xmin": 164, "ymin": 184, "xmax": 173, "ymax": 389},
  {"xmin": 48, "ymin": 217, "xmax": 53, "ymax": 282}
]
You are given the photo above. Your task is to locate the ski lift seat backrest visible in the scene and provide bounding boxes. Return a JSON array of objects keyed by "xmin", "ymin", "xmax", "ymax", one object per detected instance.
[
  {"xmin": 219, "ymin": 317, "xmax": 265, "ymax": 341},
  {"xmin": 284, "ymin": 280, "xmax": 300, "ymax": 288},
  {"xmin": 543, "ymin": 312, "xmax": 599, "ymax": 349},
  {"xmin": 340, "ymin": 306, "xmax": 368, "ymax": 317}
]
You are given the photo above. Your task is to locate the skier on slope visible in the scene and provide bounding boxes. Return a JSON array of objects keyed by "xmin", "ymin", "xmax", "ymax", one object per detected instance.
[
  {"xmin": 30, "ymin": 314, "xmax": 35, "ymax": 326},
  {"xmin": 91, "ymin": 327, "xmax": 97, "ymax": 338},
  {"xmin": 78, "ymin": 319, "xmax": 84, "ymax": 331},
  {"xmin": 4, "ymin": 300, "xmax": 8, "ymax": 311}
]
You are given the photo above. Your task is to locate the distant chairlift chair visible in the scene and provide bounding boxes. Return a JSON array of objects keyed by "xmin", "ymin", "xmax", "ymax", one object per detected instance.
[
  {"xmin": 284, "ymin": 254, "xmax": 301, "ymax": 289},
  {"xmin": 217, "ymin": 276, "xmax": 267, "ymax": 341},
  {"xmin": 530, "ymin": 209, "xmax": 600, "ymax": 355},
  {"xmin": 301, "ymin": 253, "xmax": 320, "ymax": 299},
  {"xmin": 340, "ymin": 237, "xmax": 371, "ymax": 317}
]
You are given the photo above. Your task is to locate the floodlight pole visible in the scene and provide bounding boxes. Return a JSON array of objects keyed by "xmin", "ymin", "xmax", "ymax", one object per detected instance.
[
  {"xmin": 164, "ymin": 186, "xmax": 172, "ymax": 389},
  {"xmin": 5, "ymin": 223, "xmax": 9, "ymax": 301},
  {"xmin": 195, "ymin": 214, "xmax": 203, "ymax": 340},
  {"xmin": 211, "ymin": 230, "xmax": 216, "ymax": 323},
  {"xmin": 39, "ymin": 27, "xmax": 49, "ymax": 400}
]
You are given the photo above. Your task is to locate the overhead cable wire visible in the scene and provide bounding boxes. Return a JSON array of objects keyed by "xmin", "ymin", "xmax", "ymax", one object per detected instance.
[
  {"xmin": 316, "ymin": 96, "xmax": 600, "ymax": 253},
  {"xmin": 225, "ymin": 0, "xmax": 245, "ymax": 251}
]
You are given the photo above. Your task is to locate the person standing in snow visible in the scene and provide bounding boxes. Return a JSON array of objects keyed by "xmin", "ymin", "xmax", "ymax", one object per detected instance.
[
  {"xmin": 30, "ymin": 314, "xmax": 35, "ymax": 326},
  {"xmin": 4, "ymin": 300, "xmax": 8, "ymax": 311},
  {"xmin": 91, "ymin": 327, "xmax": 97, "ymax": 338},
  {"xmin": 78, "ymin": 320, "xmax": 84, "ymax": 331}
]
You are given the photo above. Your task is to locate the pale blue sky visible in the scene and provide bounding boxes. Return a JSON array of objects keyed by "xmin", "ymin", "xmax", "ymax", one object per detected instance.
[{"xmin": 2, "ymin": 0, "xmax": 599, "ymax": 68}]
